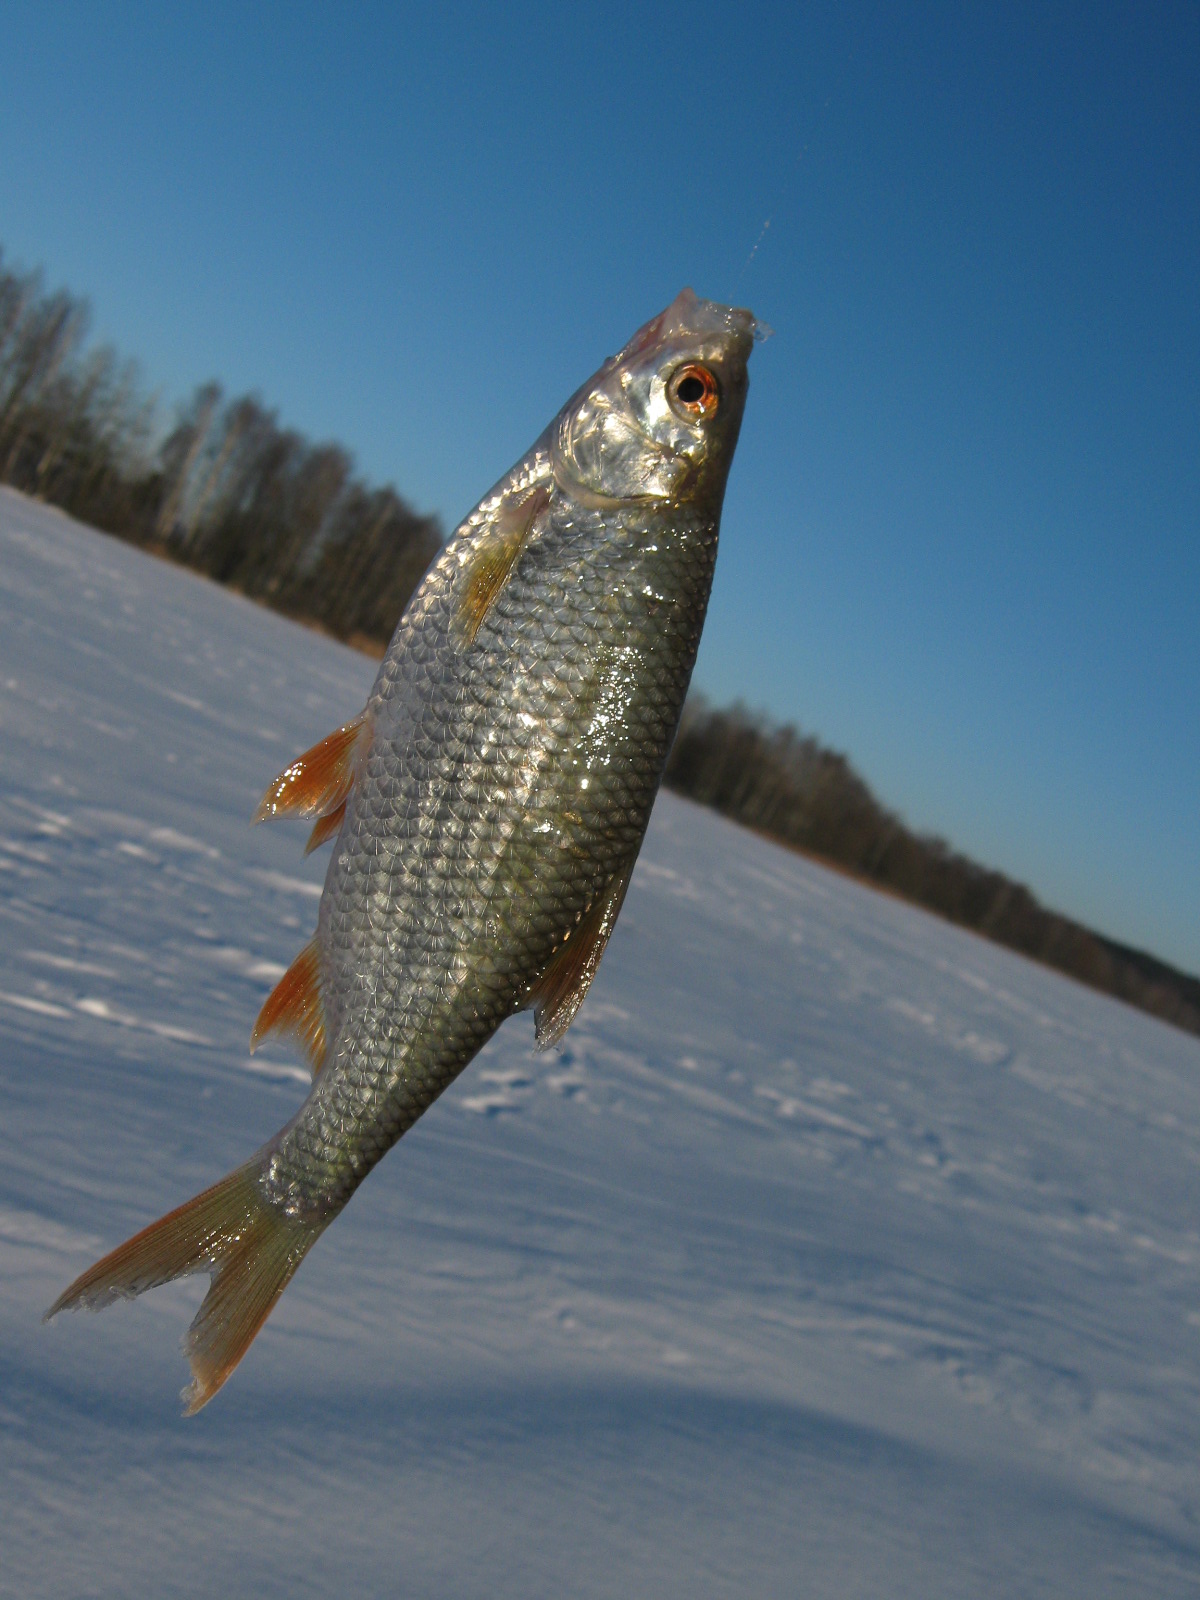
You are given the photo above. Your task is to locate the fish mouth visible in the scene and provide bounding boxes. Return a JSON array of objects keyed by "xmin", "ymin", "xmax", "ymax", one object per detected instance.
[{"xmin": 620, "ymin": 287, "xmax": 766, "ymax": 369}]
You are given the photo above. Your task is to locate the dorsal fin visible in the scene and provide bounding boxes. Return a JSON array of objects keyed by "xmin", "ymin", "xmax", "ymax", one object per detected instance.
[
  {"xmin": 527, "ymin": 858, "xmax": 635, "ymax": 1049},
  {"xmin": 455, "ymin": 482, "xmax": 551, "ymax": 645},
  {"xmin": 250, "ymin": 938, "xmax": 327, "ymax": 1075},
  {"xmin": 255, "ymin": 713, "xmax": 369, "ymax": 836}
]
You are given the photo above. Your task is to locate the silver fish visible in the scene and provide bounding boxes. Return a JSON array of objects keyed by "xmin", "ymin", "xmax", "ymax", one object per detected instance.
[{"xmin": 47, "ymin": 288, "xmax": 761, "ymax": 1410}]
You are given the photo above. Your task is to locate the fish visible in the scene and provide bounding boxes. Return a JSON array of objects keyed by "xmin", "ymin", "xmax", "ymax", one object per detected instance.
[{"xmin": 46, "ymin": 287, "xmax": 762, "ymax": 1411}]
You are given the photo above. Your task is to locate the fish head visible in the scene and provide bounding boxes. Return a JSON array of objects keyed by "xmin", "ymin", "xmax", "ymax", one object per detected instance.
[{"xmin": 551, "ymin": 288, "xmax": 763, "ymax": 511}]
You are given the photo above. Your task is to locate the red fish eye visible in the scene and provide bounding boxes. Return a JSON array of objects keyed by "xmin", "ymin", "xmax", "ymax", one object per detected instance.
[{"xmin": 669, "ymin": 364, "xmax": 720, "ymax": 420}]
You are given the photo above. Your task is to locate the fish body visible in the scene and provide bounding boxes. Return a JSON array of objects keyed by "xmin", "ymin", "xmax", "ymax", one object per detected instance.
[{"xmin": 48, "ymin": 288, "xmax": 760, "ymax": 1409}]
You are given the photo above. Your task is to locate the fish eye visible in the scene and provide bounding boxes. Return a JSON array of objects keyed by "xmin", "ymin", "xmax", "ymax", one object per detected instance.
[{"xmin": 668, "ymin": 364, "xmax": 720, "ymax": 421}]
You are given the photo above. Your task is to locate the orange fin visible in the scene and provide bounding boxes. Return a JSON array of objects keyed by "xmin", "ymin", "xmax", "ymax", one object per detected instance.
[
  {"xmin": 250, "ymin": 938, "xmax": 327, "ymax": 1074},
  {"xmin": 44, "ymin": 1162, "xmax": 327, "ymax": 1414},
  {"xmin": 305, "ymin": 799, "xmax": 346, "ymax": 856},
  {"xmin": 455, "ymin": 482, "xmax": 551, "ymax": 645},
  {"xmin": 528, "ymin": 858, "xmax": 635, "ymax": 1049},
  {"xmin": 255, "ymin": 712, "xmax": 369, "ymax": 826}
]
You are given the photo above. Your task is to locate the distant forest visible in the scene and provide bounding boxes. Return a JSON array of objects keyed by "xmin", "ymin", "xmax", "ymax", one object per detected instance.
[
  {"xmin": 0, "ymin": 248, "xmax": 441, "ymax": 649},
  {"xmin": 663, "ymin": 705, "xmax": 1200, "ymax": 1039},
  {"xmin": 2, "ymin": 245, "xmax": 1196, "ymax": 1041}
]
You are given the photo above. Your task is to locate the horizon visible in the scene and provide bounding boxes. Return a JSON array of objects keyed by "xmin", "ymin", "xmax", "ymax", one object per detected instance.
[{"xmin": 1, "ymin": 1, "xmax": 1196, "ymax": 971}]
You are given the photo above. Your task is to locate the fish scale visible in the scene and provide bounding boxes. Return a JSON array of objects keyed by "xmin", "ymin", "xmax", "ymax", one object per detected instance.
[
  {"xmin": 294, "ymin": 512, "xmax": 715, "ymax": 1186},
  {"xmin": 48, "ymin": 287, "xmax": 761, "ymax": 1410}
]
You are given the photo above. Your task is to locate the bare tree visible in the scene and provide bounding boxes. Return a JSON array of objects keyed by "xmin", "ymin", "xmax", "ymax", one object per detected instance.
[
  {"xmin": 156, "ymin": 382, "xmax": 221, "ymax": 542},
  {"xmin": 0, "ymin": 290, "xmax": 89, "ymax": 478}
]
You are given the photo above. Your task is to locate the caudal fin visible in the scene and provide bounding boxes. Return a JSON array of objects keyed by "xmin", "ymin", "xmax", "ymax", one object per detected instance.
[{"xmin": 45, "ymin": 1163, "xmax": 326, "ymax": 1414}]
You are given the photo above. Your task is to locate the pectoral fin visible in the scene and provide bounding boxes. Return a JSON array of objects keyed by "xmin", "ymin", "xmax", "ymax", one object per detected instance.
[
  {"xmin": 455, "ymin": 482, "xmax": 550, "ymax": 645},
  {"xmin": 528, "ymin": 858, "xmax": 635, "ymax": 1049},
  {"xmin": 254, "ymin": 713, "xmax": 369, "ymax": 844}
]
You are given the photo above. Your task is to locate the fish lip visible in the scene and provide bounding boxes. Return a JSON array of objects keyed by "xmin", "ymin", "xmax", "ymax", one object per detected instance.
[{"xmin": 627, "ymin": 287, "xmax": 764, "ymax": 368}]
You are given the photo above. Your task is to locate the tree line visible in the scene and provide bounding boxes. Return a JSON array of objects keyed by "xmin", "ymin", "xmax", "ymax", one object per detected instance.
[
  {"xmin": 0, "ymin": 248, "xmax": 441, "ymax": 648},
  {"xmin": 3, "ymin": 244, "xmax": 1196, "ymax": 1040},
  {"xmin": 664, "ymin": 701, "xmax": 1200, "ymax": 1039}
]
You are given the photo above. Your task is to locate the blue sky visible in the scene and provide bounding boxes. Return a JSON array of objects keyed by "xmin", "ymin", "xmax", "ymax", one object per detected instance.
[{"xmin": 1, "ymin": 2, "xmax": 1196, "ymax": 972}]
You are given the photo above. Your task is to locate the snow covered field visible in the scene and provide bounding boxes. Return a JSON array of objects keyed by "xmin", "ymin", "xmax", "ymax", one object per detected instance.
[{"xmin": 2, "ymin": 485, "xmax": 1199, "ymax": 1597}]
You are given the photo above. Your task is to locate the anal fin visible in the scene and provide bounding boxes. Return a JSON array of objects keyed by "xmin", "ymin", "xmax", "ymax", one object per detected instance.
[
  {"xmin": 255, "ymin": 712, "xmax": 369, "ymax": 842},
  {"xmin": 250, "ymin": 938, "xmax": 327, "ymax": 1075},
  {"xmin": 528, "ymin": 858, "xmax": 635, "ymax": 1049}
]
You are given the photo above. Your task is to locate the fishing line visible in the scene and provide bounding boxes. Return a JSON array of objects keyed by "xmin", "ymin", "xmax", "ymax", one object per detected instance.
[{"xmin": 733, "ymin": 22, "xmax": 863, "ymax": 297}]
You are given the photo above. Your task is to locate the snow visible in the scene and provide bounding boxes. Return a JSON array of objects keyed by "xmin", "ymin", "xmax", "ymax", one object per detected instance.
[{"xmin": 2, "ymin": 484, "xmax": 1199, "ymax": 1598}]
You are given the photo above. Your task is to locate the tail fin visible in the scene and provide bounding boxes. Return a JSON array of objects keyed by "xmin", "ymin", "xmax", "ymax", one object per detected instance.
[{"xmin": 45, "ymin": 1163, "xmax": 326, "ymax": 1414}]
